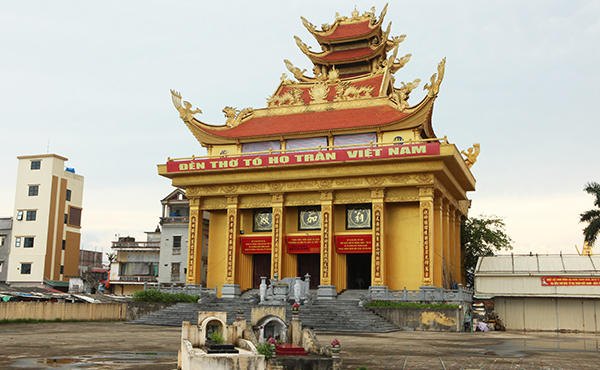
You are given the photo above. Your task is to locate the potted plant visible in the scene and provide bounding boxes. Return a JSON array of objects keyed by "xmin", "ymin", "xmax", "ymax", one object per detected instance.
[{"xmin": 331, "ymin": 339, "xmax": 340, "ymax": 358}]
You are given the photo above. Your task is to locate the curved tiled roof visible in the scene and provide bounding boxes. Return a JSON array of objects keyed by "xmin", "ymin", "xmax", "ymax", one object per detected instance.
[{"xmin": 318, "ymin": 21, "xmax": 374, "ymax": 41}]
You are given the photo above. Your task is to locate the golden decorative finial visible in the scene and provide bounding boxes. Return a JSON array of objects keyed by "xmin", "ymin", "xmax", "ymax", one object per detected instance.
[
  {"xmin": 170, "ymin": 89, "xmax": 202, "ymax": 122},
  {"xmin": 424, "ymin": 58, "xmax": 446, "ymax": 97},
  {"xmin": 222, "ymin": 106, "xmax": 253, "ymax": 128},
  {"xmin": 294, "ymin": 36, "xmax": 312, "ymax": 54},
  {"xmin": 284, "ymin": 59, "xmax": 308, "ymax": 81},
  {"xmin": 390, "ymin": 79, "xmax": 420, "ymax": 111},
  {"xmin": 461, "ymin": 143, "xmax": 480, "ymax": 168}
]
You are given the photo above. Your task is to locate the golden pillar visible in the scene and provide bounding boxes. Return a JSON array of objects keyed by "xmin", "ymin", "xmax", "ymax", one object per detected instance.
[
  {"xmin": 186, "ymin": 197, "xmax": 203, "ymax": 284},
  {"xmin": 271, "ymin": 193, "xmax": 284, "ymax": 279},
  {"xmin": 371, "ymin": 188, "xmax": 386, "ymax": 286},
  {"xmin": 433, "ymin": 197, "xmax": 443, "ymax": 287},
  {"xmin": 442, "ymin": 199, "xmax": 451, "ymax": 287},
  {"xmin": 319, "ymin": 191, "xmax": 333, "ymax": 286},
  {"xmin": 419, "ymin": 187, "xmax": 434, "ymax": 286},
  {"xmin": 221, "ymin": 195, "xmax": 242, "ymax": 298},
  {"xmin": 453, "ymin": 210, "xmax": 463, "ymax": 285}
]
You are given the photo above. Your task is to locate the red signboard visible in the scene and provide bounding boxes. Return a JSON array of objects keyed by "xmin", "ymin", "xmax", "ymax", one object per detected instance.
[
  {"xmin": 335, "ymin": 235, "xmax": 372, "ymax": 254},
  {"xmin": 286, "ymin": 236, "xmax": 321, "ymax": 254},
  {"xmin": 541, "ymin": 277, "xmax": 600, "ymax": 286},
  {"xmin": 166, "ymin": 143, "xmax": 440, "ymax": 173},
  {"xmin": 241, "ymin": 236, "xmax": 271, "ymax": 254}
]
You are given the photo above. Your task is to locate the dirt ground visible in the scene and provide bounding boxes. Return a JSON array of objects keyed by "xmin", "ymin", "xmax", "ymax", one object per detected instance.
[{"xmin": 1, "ymin": 322, "xmax": 600, "ymax": 369}]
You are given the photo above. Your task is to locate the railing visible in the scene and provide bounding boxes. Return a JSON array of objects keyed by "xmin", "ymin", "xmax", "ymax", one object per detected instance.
[
  {"xmin": 111, "ymin": 241, "xmax": 160, "ymax": 248},
  {"xmin": 113, "ymin": 276, "xmax": 158, "ymax": 282},
  {"xmin": 370, "ymin": 285, "xmax": 473, "ymax": 304},
  {"xmin": 160, "ymin": 216, "xmax": 189, "ymax": 225},
  {"xmin": 143, "ymin": 283, "xmax": 216, "ymax": 297},
  {"xmin": 166, "ymin": 137, "xmax": 448, "ymax": 163}
]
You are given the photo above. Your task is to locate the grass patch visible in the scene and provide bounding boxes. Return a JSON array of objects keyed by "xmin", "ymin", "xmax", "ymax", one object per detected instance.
[
  {"xmin": 131, "ymin": 289, "xmax": 199, "ymax": 303},
  {"xmin": 365, "ymin": 300, "xmax": 459, "ymax": 309}
]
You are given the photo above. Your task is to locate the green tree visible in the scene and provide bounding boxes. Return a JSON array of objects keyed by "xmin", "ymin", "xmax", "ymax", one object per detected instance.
[
  {"xmin": 580, "ymin": 182, "xmax": 600, "ymax": 247},
  {"xmin": 462, "ymin": 215, "xmax": 513, "ymax": 286}
]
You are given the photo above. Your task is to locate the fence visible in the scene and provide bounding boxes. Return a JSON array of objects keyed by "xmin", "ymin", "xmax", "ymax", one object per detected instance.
[
  {"xmin": 370, "ymin": 285, "xmax": 473, "ymax": 304},
  {"xmin": 143, "ymin": 283, "xmax": 217, "ymax": 297},
  {"xmin": 0, "ymin": 302, "xmax": 127, "ymax": 321}
]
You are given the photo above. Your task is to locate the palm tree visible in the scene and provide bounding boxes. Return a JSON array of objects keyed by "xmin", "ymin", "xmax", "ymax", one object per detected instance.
[{"xmin": 581, "ymin": 182, "xmax": 600, "ymax": 247}]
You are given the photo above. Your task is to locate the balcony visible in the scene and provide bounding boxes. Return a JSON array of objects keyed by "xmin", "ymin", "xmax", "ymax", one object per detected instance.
[
  {"xmin": 111, "ymin": 241, "xmax": 160, "ymax": 250},
  {"xmin": 112, "ymin": 275, "xmax": 158, "ymax": 283},
  {"xmin": 160, "ymin": 216, "xmax": 189, "ymax": 225}
]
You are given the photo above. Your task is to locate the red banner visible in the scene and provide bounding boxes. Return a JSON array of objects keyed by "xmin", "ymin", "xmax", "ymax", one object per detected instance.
[
  {"xmin": 166, "ymin": 143, "xmax": 440, "ymax": 173},
  {"xmin": 335, "ymin": 235, "xmax": 372, "ymax": 254},
  {"xmin": 286, "ymin": 236, "xmax": 321, "ymax": 254},
  {"xmin": 241, "ymin": 236, "xmax": 271, "ymax": 254},
  {"xmin": 541, "ymin": 277, "xmax": 600, "ymax": 286}
]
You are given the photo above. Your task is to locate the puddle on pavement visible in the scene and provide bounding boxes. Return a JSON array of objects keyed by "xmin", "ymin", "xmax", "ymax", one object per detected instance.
[
  {"xmin": 11, "ymin": 351, "xmax": 177, "ymax": 369},
  {"xmin": 474, "ymin": 335, "xmax": 600, "ymax": 359}
]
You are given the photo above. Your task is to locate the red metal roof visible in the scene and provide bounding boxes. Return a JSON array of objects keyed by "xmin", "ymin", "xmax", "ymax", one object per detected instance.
[
  {"xmin": 198, "ymin": 105, "xmax": 409, "ymax": 139},
  {"xmin": 316, "ymin": 47, "xmax": 375, "ymax": 62},
  {"xmin": 320, "ymin": 21, "xmax": 373, "ymax": 40}
]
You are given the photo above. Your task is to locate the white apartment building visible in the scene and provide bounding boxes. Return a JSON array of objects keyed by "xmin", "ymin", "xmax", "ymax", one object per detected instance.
[{"xmin": 6, "ymin": 154, "xmax": 84, "ymax": 289}]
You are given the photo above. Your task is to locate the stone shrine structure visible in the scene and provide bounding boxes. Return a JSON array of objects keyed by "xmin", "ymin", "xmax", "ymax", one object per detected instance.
[{"xmin": 158, "ymin": 5, "xmax": 476, "ymax": 299}]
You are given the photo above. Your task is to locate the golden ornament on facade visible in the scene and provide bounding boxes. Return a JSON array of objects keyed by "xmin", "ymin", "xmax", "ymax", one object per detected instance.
[
  {"xmin": 309, "ymin": 81, "xmax": 330, "ymax": 104},
  {"xmin": 334, "ymin": 82, "xmax": 374, "ymax": 101},
  {"xmin": 284, "ymin": 59, "xmax": 309, "ymax": 82},
  {"xmin": 223, "ymin": 106, "xmax": 253, "ymax": 128},
  {"xmin": 461, "ymin": 143, "xmax": 480, "ymax": 169},
  {"xmin": 267, "ymin": 87, "xmax": 304, "ymax": 107},
  {"xmin": 424, "ymin": 58, "xmax": 446, "ymax": 97}
]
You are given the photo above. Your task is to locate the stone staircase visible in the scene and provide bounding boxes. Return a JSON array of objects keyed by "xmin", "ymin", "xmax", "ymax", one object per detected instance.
[{"xmin": 128, "ymin": 297, "xmax": 398, "ymax": 333}]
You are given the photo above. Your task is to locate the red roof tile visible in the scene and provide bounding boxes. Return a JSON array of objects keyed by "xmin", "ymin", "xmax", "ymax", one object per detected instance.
[
  {"xmin": 317, "ymin": 47, "xmax": 375, "ymax": 62},
  {"xmin": 320, "ymin": 21, "xmax": 373, "ymax": 40},
  {"xmin": 199, "ymin": 105, "xmax": 409, "ymax": 139}
]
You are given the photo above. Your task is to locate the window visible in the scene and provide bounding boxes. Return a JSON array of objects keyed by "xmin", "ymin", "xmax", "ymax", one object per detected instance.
[
  {"xmin": 28, "ymin": 185, "xmax": 39, "ymax": 196},
  {"xmin": 64, "ymin": 214, "xmax": 68, "ymax": 224},
  {"xmin": 253, "ymin": 208, "xmax": 273, "ymax": 232},
  {"xmin": 23, "ymin": 237, "xmax": 34, "ymax": 248},
  {"xmin": 333, "ymin": 132, "xmax": 377, "ymax": 148},
  {"xmin": 173, "ymin": 236, "xmax": 182, "ymax": 248},
  {"xmin": 242, "ymin": 140, "xmax": 281, "ymax": 155},
  {"xmin": 62, "ymin": 240, "xmax": 66, "ymax": 250},
  {"xmin": 346, "ymin": 204, "xmax": 372, "ymax": 229},
  {"xmin": 60, "ymin": 265, "xmax": 64, "ymax": 274},
  {"xmin": 66, "ymin": 189, "xmax": 72, "ymax": 201},
  {"xmin": 15, "ymin": 237, "xmax": 21, "ymax": 247},
  {"xmin": 299, "ymin": 206, "xmax": 321, "ymax": 230},
  {"xmin": 26, "ymin": 210, "xmax": 37, "ymax": 221},
  {"xmin": 171, "ymin": 262, "xmax": 181, "ymax": 281},
  {"xmin": 30, "ymin": 161, "xmax": 41, "ymax": 170},
  {"xmin": 68, "ymin": 207, "xmax": 82, "ymax": 227},
  {"xmin": 0, "ymin": 235, "xmax": 5, "ymax": 247},
  {"xmin": 286, "ymin": 137, "xmax": 328, "ymax": 152},
  {"xmin": 16, "ymin": 211, "xmax": 23, "ymax": 221},
  {"xmin": 21, "ymin": 263, "xmax": 32, "ymax": 274}
]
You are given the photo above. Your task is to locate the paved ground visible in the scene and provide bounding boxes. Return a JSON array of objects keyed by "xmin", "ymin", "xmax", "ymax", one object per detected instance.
[{"xmin": 1, "ymin": 322, "xmax": 600, "ymax": 369}]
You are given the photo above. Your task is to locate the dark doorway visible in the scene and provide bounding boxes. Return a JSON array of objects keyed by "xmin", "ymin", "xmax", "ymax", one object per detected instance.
[
  {"xmin": 253, "ymin": 254, "xmax": 271, "ymax": 288},
  {"xmin": 297, "ymin": 254, "xmax": 320, "ymax": 289},
  {"xmin": 347, "ymin": 253, "xmax": 371, "ymax": 289}
]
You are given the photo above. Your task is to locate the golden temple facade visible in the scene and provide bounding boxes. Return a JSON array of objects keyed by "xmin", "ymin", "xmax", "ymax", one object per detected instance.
[{"xmin": 158, "ymin": 5, "xmax": 476, "ymax": 298}]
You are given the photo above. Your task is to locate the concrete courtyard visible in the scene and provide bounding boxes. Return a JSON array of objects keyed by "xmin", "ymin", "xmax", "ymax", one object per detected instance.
[{"xmin": 1, "ymin": 322, "xmax": 599, "ymax": 369}]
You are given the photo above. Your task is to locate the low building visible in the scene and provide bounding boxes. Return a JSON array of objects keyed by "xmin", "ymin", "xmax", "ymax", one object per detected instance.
[
  {"xmin": 109, "ymin": 231, "xmax": 160, "ymax": 295},
  {"xmin": 158, "ymin": 189, "xmax": 208, "ymax": 286},
  {"xmin": 475, "ymin": 254, "xmax": 600, "ymax": 332},
  {"xmin": 79, "ymin": 249, "xmax": 103, "ymax": 274},
  {"xmin": 0, "ymin": 217, "xmax": 12, "ymax": 283}
]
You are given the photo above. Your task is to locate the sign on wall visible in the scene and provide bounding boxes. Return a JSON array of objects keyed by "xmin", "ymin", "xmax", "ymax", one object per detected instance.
[
  {"xmin": 541, "ymin": 277, "xmax": 600, "ymax": 286},
  {"xmin": 241, "ymin": 236, "xmax": 272, "ymax": 254},
  {"xmin": 286, "ymin": 235, "xmax": 321, "ymax": 254},
  {"xmin": 335, "ymin": 235, "xmax": 372, "ymax": 253},
  {"xmin": 166, "ymin": 143, "xmax": 440, "ymax": 173}
]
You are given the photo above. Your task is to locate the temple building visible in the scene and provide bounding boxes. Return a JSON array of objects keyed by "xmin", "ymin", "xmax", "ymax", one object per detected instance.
[{"xmin": 158, "ymin": 6, "xmax": 476, "ymax": 299}]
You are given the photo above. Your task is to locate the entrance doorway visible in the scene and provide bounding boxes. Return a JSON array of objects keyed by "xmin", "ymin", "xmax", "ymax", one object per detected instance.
[
  {"xmin": 253, "ymin": 254, "xmax": 271, "ymax": 288},
  {"xmin": 347, "ymin": 253, "xmax": 371, "ymax": 289},
  {"xmin": 297, "ymin": 254, "xmax": 320, "ymax": 289}
]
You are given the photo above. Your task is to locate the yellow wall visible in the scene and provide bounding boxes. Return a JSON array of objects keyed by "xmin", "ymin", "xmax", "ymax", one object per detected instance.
[
  {"xmin": 385, "ymin": 202, "xmax": 422, "ymax": 290},
  {"xmin": 206, "ymin": 210, "xmax": 227, "ymax": 297}
]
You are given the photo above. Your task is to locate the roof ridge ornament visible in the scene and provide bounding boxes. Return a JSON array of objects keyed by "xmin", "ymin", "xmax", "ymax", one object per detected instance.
[
  {"xmin": 284, "ymin": 59, "xmax": 309, "ymax": 82},
  {"xmin": 267, "ymin": 88, "xmax": 304, "ymax": 107},
  {"xmin": 424, "ymin": 58, "xmax": 446, "ymax": 97},
  {"xmin": 294, "ymin": 36, "xmax": 312, "ymax": 55},
  {"xmin": 170, "ymin": 89, "xmax": 202, "ymax": 122},
  {"xmin": 390, "ymin": 79, "xmax": 421, "ymax": 112},
  {"xmin": 308, "ymin": 81, "xmax": 330, "ymax": 104},
  {"xmin": 223, "ymin": 106, "xmax": 254, "ymax": 128}
]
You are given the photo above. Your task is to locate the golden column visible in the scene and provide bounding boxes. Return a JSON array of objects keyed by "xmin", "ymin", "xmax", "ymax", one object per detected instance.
[
  {"xmin": 419, "ymin": 187, "xmax": 435, "ymax": 286},
  {"xmin": 271, "ymin": 193, "xmax": 284, "ymax": 279},
  {"xmin": 186, "ymin": 197, "xmax": 203, "ymax": 284},
  {"xmin": 442, "ymin": 199, "xmax": 451, "ymax": 287},
  {"xmin": 371, "ymin": 188, "xmax": 386, "ymax": 286},
  {"xmin": 433, "ymin": 197, "xmax": 443, "ymax": 287},
  {"xmin": 222, "ymin": 195, "xmax": 241, "ymax": 298},
  {"xmin": 318, "ymin": 191, "xmax": 336, "ymax": 299},
  {"xmin": 448, "ymin": 206, "xmax": 456, "ymax": 286},
  {"xmin": 453, "ymin": 210, "xmax": 463, "ymax": 285}
]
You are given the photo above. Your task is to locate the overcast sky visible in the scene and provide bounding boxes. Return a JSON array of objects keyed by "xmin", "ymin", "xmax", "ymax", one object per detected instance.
[{"xmin": 1, "ymin": 1, "xmax": 599, "ymax": 258}]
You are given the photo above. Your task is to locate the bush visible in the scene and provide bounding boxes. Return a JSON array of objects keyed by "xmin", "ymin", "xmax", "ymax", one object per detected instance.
[
  {"xmin": 357, "ymin": 367, "xmax": 369, "ymax": 370},
  {"xmin": 131, "ymin": 289, "xmax": 199, "ymax": 303},
  {"xmin": 364, "ymin": 300, "xmax": 459, "ymax": 309},
  {"xmin": 209, "ymin": 330, "xmax": 224, "ymax": 344},
  {"xmin": 256, "ymin": 342, "xmax": 274, "ymax": 359}
]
